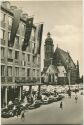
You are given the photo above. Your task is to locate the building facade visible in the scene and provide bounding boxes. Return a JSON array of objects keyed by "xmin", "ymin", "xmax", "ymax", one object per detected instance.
[
  {"xmin": 0, "ymin": 1, "xmax": 42, "ymax": 108},
  {"xmin": 42, "ymin": 32, "xmax": 80, "ymax": 85}
]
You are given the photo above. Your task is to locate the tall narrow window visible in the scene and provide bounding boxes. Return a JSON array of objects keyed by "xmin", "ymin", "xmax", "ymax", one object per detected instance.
[
  {"xmin": 1, "ymin": 47, "xmax": 5, "ymax": 58},
  {"xmin": 22, "ymin": 68, "xmax": 25, "ymax": 77},
  {"xmin": 15, "ymin": 36, "xmax": 19, "ymax": 47},
  {"xmin": 1, "ymin": 12, "xmax": 5, "ymax": 22},
  {"xmin": 15, "ymin": 51, "xmax": 19, "ymax": 59},
  {"xmin": 7, "ymin": 66, "xmax": 12, "ymax": 76},
  {"xmin": 15, "ymin": 67, "xmax": 19, "ymax": 77},
  {"xmin": 0, "ymin": 29, "xmax": 5, "ymax": 39},
  {"xmin": 27, "ymin": 54, "xmax": 30, "ymax": 62},
  {"xmin": 8, "ymin": 49, "xmax": 12, "ymax": 59},
  {"xmin": 27, "ymin": 68, "xmax": 30, "ymax": 76},
  {"xmin": 8, "ymin": 16, "xmax": 12, "ymax": 26},
  {"xmin": 33, "ymin": 69, "xmax": 35, "ymax": 77},
  {"xmin": 1, "ymin": 65, "xmax": 5, "ymax": 76}
]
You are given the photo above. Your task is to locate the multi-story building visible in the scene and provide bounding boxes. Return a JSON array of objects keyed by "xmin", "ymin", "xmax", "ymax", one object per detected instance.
[{"xmin": 0, "ymin": 1, "xmax": 42, "ymax": 108}]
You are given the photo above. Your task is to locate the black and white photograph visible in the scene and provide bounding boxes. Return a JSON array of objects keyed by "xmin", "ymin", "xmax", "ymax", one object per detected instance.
[{"xmin": 0, "ymin": 0, "xmax": 83, "ymax": 125}]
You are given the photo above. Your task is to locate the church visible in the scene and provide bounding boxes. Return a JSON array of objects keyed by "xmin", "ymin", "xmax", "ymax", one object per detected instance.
[{"xmin": 41, "ymin": 32, "xmax": 80, "ymax": 85}]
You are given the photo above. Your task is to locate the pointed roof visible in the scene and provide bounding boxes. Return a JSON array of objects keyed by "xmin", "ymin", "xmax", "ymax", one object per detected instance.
[
  {"xmin": 46, "ymin": 65, "xmax": 58, "ymax": 74},
  {"xmin": 54, "ymin": 47, "xmax": 76, "ymax": 69},
  {"xmin": 57, "ymin": 66, "xmax": 66, "ymax": 74}
]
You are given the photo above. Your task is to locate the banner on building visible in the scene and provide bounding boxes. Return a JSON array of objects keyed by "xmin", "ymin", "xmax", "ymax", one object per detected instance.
[
  {"xmin": 8, "ymin": 9, "xmax": 22, "ymax": 47},
  {"xmin": 22, "ymin": 18, "xmax": 33, "ymax": 51},
  {"xmin": 34, "ymin": 24, "xmax": 43, "ymax": 55}
]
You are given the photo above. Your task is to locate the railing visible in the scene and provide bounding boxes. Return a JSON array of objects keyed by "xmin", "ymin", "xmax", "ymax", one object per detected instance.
[
  {"xmin": 7, "ymin": 77, "xmax": 12, "ymax": 82},
  {"xmin": 1, "ymin": 77, "xmax": 5, "ymax": 83},
  {"xmin": 1, "ymin": 39, "xmax": 5, "ymax": 45},
  {"xmin": 7, "ymin": 58, "xmax": 13, "ymax": 62}
]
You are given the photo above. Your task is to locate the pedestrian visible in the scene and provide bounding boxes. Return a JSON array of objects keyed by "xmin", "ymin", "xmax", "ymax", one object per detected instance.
[
  {"xmin": 21, "ymin": 109, "xmax": 25, "ymax": 120},
  {"xmin": 60, "ymin": 101, "xmax": 63, "ymax": 110},
  {"xmin": 75, "ymin": 95, "xmax": 78, "ymax": 103}
]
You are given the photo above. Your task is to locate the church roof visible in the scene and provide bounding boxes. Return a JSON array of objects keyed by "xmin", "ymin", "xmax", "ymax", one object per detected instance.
[
  {"xmin": 54, "ymin": 47, "xmax": 76, "ymax": 69},
  {"xmin": 57, "ymin": 66, "xmax": 66, "ymax": 73},
  {"xmin": 46, "ymin": 65, "xmax": 58, "ymax": 74}
]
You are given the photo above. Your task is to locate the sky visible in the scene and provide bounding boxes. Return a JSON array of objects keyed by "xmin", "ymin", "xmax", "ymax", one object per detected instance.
[{"xmin": 10, "ymin": 0, "xmax": 83, "ymax": 76}]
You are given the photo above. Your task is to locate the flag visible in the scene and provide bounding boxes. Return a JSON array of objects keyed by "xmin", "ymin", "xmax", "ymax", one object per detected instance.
[
  {"xmin": 34, "ymin": 24, "xmax": 43, "ymax": 55},
  {"xmin": 8, "ymin": 9, "xmax": 22, "ymax": 47},
  {"xmin": 22, "ymin": 18, "xmax": 33, "ymax": 51}
]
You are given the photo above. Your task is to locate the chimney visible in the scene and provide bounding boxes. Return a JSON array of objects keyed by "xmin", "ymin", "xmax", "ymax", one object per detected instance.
[
  {"xmin": 21, "ymin": 13, "xmax": 28, "ymax": 21},
  {"xmin": 1, "ymin": 1, "xmax": 10, "ymax": 9}
]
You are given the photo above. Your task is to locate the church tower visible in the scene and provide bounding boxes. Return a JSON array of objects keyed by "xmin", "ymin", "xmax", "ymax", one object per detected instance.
[{"xmin": 44, "ymin": 32, "xmax": 54, "ymax": 70}]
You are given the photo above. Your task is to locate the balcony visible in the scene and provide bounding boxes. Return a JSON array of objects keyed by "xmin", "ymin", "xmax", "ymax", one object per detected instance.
[
  {"xmin": 1, "ymin": 21, "xmax": 5, "ymax": 28},
  {"xmin": 7, "ymin": 77, "xmax": 13, "ymax": 82},
  {"xmin": 7, "ymin": 58, "xmax": 13, "ymax": 62},
  {"xmin": 1, "ymin": 77, "xmax": 5, "ymax": 83},
  {"xmin": 1, "ymin": 39, "xmax": 5, "ymax": 45}
]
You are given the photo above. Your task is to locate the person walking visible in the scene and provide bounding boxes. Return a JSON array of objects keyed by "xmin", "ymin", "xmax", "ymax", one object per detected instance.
[
  {"xmin": 75, "ymin": 95, "xmax": 78, "ymax": 103},
  {"xmin": 21, "ymin": 109, "xmax": 25, "ymax": 120},
  {"xmin": 60, "ymin": 101, "xmax": 63, "ymax": 110}
]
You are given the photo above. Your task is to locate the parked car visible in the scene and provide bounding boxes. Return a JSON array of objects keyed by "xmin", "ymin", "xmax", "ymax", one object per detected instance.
[
  {"xmin": 56, "ymin": 94, "xmax": 64, "ymax": 101},
  {"xmin": 42, "ymin": 97, "xmax": 49, "ymax": 104},
  {"xmin": 1, "ymin": 108, "xmax": 14, "ymax": 118},
  {"xmin": 28, "ymin": 100, "xmax": 41, "ymax": 109},
  {"xmin": 48, "ymin": 95, "xmax": 54, "ymax": 103}
]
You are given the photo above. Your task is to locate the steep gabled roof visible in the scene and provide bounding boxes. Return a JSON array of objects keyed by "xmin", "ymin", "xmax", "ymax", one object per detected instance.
[
  {"xmin": 54, "ymin": 47, "xmax": 76, "ymax": 69},
  {"xmin": 46, "ymin": 65, "xmax": 58, "ymax": 74}
]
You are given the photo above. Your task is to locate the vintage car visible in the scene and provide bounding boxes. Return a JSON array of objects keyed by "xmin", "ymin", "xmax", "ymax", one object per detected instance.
[
  {"xmin": 28, "ymin": 100, "xmax": 41, "ymax": 109},
  {"xmin": 1, "ymin": 108, "xmax": 14, "ymax": 118},
  {"xmin": 42, "ymin": 96, "xmax": 49, "ymax": 104}
]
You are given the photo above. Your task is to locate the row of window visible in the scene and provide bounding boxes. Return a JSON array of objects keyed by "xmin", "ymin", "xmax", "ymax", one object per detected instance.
[
  {"xmin": 1, "ymin": 47, "xmax": 31, "ymax": 61},
  {"xmin": 1, "ymin": 65, "xmax": 40, "ymax": 77},
  {"xmin": 1, "ymin": 47, "xmax": 40, "ymax": 63}
]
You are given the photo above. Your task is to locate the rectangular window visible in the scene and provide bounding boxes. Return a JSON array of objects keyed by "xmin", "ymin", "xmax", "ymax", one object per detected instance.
[
  {"xmin": 8, "ymin": 16, "xmax": 12, "ymax": 26},
  {"xmin": 8, "ymin": 32, "xmax": 10, "ymax": 41},
  {"xmin": 15, "ymin": 67, "xmax": 19, "ymax": 77},
  {"xmin": 1, "ymin": 47, "xmax": 5, "ymax": 58},
  {"xmin": 27, "ymin": 54, "xmax": 30, "ymax": 62},
  {"xmin": 1, "ymin": 12, "xmax": 5, "ymax": 22},
  {"xmin": 7, "ymin": 66, "xmax": 12, "ymax": 76},
  {"xmin": 15, "ymin": 51, "xmax": 19, "ymax": 59},
  {"xmin": 15, "ymin": 36, "xmax": 19, "ymax": 45},
  {"xmin": 22, "ymin": 68, "xmax": 25, "ymax": 77},
  {"xmin": 8, "ymin": 49, "xmax": 12, "ymax": 59},
  {"xmin": 33, "ymin": 69, "xmax": 35, "ymax": 77},
  {"xmin": 1, "ymin": 65, "xmax": 5, "ymax": 76},
  {"xmin": 27, "ymin": 68, "xmax": 30, "ymax": 76},
  {"xmin": 0, "ymin": 29, "xmax": 5, "ymax": 39},
  {"xmin": 22, "ymin": 53, "xmax": 25, "ymax": 60},
  {"xmin": 37, "ymin": 70, "xmax": 40, "ymax": 77}
]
